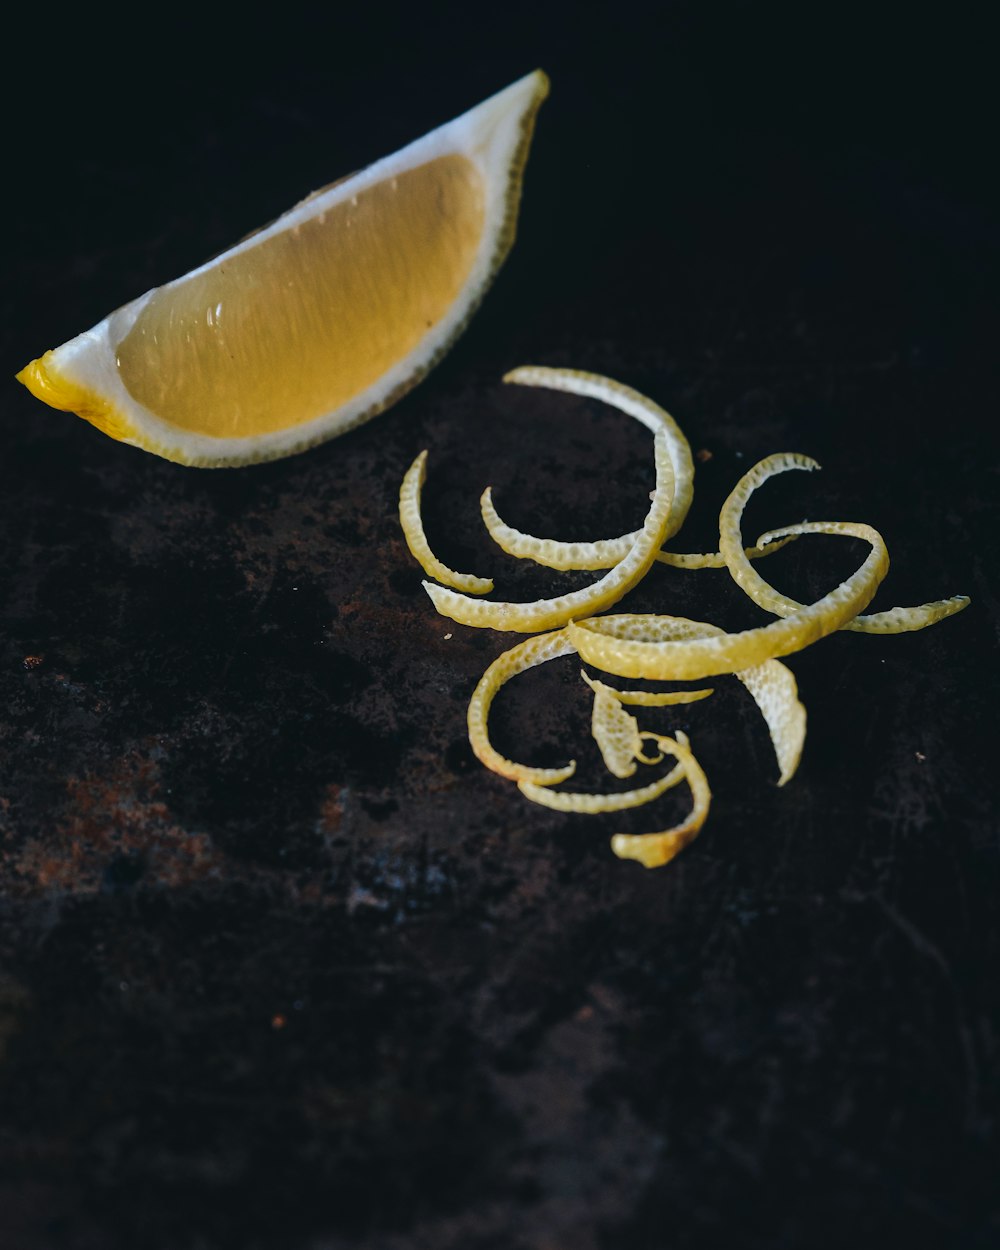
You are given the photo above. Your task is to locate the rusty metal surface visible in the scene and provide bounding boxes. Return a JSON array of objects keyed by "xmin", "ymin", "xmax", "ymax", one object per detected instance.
[{"xmin": 1, "ymin": 6, "xmax": 998, "ymax": 1248}]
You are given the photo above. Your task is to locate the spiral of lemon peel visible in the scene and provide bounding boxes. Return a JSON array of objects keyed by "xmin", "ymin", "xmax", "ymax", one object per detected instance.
[{"xmin": 398, "ymin": 366, "xmax": 970, "ymax": 869}]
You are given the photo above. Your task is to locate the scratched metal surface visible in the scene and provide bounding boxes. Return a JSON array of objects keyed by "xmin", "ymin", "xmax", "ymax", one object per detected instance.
[{"xmin": 1, "ymin": 5, "xmax": 998, "ymax": 1249}]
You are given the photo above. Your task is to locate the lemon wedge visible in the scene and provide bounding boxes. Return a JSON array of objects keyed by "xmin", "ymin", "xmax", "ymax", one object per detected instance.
[{"xmin": 17, "ymin": 71, "xmax": 549, "ymax": 467}]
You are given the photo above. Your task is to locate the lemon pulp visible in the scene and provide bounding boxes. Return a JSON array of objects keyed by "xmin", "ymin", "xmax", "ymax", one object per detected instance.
[{"xmin": 114, "ymin": 154, "xmax": 484, "ymax": 438}]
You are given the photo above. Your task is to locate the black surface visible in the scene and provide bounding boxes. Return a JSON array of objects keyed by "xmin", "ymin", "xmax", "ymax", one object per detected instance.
[{"xmin": 1, "ymin": 4, "xmax": 998, "ymax": 1248}]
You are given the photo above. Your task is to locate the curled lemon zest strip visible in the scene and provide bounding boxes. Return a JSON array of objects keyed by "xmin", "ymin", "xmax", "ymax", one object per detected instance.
[
  {"xmin": 635, "ymin": 732, "xmax": 665, "ymax": 766},
  {"xmin": 480, "ymin": 485, "xmax": 797, "ymax": 571},
  {"xmin": 580, "ymin": 671, "xmax": 714, "ymax": 708},
  {"xmin": 467, "ymin": 630, "xmax": 577, "ymax": 785},
  {"xmin": 611, "ymin": 732, "xmax": 712, "ymax": 869},
  {"xmin": 424, "ymin": 427, "xmax": 674, "ymax": 632},
  {"xmin": 584, "ymin": 679, "xmax": 646, "ymax": 779},
  {"xmin": 746, "ymin": 527, "xmax": 970, "ymax": 634},
  {"xmin": 569, "ymin": 453, "xmax": 890, "ymax": 680},
  {"xmin": 503, "ymin": 365, "xmax": 695, "ymax": 541},
  {"xmin": 717, "ymin": 452, "xmax": 969, "ymax": 633},
  {"xmin": 571, "ymin": 614, "xmax": 807, "ymax": 784},
  {"xmin": 518, "ymin": 761, "xmax": 686, "ymax": 813},
  {"xmin": 398, "ymin": 450, "xmax": 494, "ymax": 593}
]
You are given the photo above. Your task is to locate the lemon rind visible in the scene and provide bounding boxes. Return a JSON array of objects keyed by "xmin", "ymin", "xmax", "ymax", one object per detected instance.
[
  {"xmin": 466, "ymin": 628, "xmax": 578, "ymax": 786},
  {"xmin": 610, "ymin": 732, "xmax": 712, "ymax": 869},
  {"xmin": 398, "ymin": 450, "xmax": 494, "ymax": 593},
  {"xmin": 424, "ymin": 428, "xmax": 674, "ymax": 632}
]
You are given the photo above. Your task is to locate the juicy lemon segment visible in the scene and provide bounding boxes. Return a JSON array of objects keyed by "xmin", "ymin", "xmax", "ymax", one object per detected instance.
[
  {"xmin": 115, "ymin": 156, "xmax": 485, "ymax": 439},
  {"xmin": 17, "ymin": 70, "xmax": 549, "ymax": 467}
]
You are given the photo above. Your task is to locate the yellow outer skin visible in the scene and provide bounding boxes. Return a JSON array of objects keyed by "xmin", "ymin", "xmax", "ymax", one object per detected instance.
[
  {"xmin": 480, "ymin": 485, "xmax": 799, "ymax": 571},
  {"xmin": 577, "ymin": 615, "xmax": 806, "ymax": 785},
  {"xmin": 518, "ymin": 761, "xmax": 686, "ymax": 813},
  {"xmin": 568, "ymin": 454, "xmax": 890, "ymax": 680},
  {"xmin": 466, "ymin": 629, "xmax": 578, "ymax": 786},
  {"xmin": 566, "ymin": 545, "xmax": 886, "ymax": 676},
  {"xmin": 424, "ymin": 428, "xmax": 675, "ymax": 632},
  {"xmin": 611, "ymin": 732, "xmax": 712, "ymax": 869},
  {"xmin": 399, "ymin": 450, "xmax": 494, "ymax": 593},
  {"xmin": 718, "ymin": 453, "xmax": 970, "ymax": 634},
  {"xmin": 580, "ymin": 671, "xmax": 712, "ymax": 778}
]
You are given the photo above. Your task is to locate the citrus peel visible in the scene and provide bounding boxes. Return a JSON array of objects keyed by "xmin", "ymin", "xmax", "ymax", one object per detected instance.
[
  {"xmin": 568, "ymin": 513, "xmax": 890, "ymax": 681},
  {"xmin": 480, "ymin": 485, "xmax": 798, "ymax": 572},
  {"xmin": 518, "ymin": 761, "xmax": 686, "ymax": 813},
  {"xmin": 575, "ymin": 615, "xmax": 805, "ymax": 785},
  {"xmin": 503, "ymin": 366, "xmax": 695, "ymax": 541},
  {"xmin": 398, "ymin": 366, "xmax": 968, "ymax": 870},
  {"xmin": 423, "ymin": 426, "xmax": 675, "ymax": 631},
  {"xmin": 610, "ymin": 732, "xmax": 712, "ymax": 869},
  {"xmin": 718, "ymin": 454, "xmax": 970, "ymax": 634},
  {"xmin": 399, "ymin": 450, "xmax": 494, "ymax": 593},
  {"xmin": 466, "ymin": 630, "xmax": 577, "ymax": 786},
  {"xmin": 580, "ymin": 670, "xmax": 710, "ymax": 778}
]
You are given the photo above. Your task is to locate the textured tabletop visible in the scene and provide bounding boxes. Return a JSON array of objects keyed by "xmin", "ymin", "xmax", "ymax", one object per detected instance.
[{"xmin": 1, "ymin": 5, "xmax": 997, "ymax": 1248}]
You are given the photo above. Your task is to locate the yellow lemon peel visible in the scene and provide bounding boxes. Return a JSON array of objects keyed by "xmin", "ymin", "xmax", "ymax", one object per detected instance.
[
  {"xmin": 718, "ymin": 453, "xmax": 970, "ymax": 634},
  {"xmin": 582, "ymin": 678, "xmax": 647, "ymax": 779},
  {"xmin": 518, "ymin": 761, "xmax": 686, "ymax": 813},
  {"xmin": 480, "ymin": 485, "xmax": 798, "ymax": 571},
  {"xmin": 580, "ymin": 673, "xmax": 714, "ymax": 709},
  {"xmin": 398, "ymin": 450, "xmax": 494, "ymax": 593},
  {"xmin": 466, "ymin": 630, "xmax": 577, "ymax": 786},
  {"xmin": 423, "ymin": 426, "xmax": 674, "ymax": 631},
  {"xmin": 503, "ymin": 366, "xmax": 695, "ymax": 541},
  {"xmin": 575, "ymin": 615, "xmax": 805, "ymax": 785},
  {"xmin": 399, "ymin": 367, "xmax": 969, "ymax": 870},
  {"xmin": 580, "ymin": 670, "xmax": 711, "ymax": 777},
  {"xmin": 567, "ymin": 450, "xmax": 891, "ymax": 681},
  {"xmin": 610, "ymin": 732, "xmax": 712, "ymax": 869}
]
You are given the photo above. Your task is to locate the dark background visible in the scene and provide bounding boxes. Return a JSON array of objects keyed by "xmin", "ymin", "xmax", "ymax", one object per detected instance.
[{"xmin": 1, "ymin": 3, "xmax": 997, "ymax": 1248}]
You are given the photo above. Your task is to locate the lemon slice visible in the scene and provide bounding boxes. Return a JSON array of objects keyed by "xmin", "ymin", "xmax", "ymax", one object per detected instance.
[
  {"xmin": 399, "ymin": 450, "xmax": 494, "ymax": 593},
  {"xmin": 17, "ymin": 71, "xmax": 549, "ymax": 467},
  {"xmin": 718, "ymin": 454, "xmax": 971, "ymax": 634}
]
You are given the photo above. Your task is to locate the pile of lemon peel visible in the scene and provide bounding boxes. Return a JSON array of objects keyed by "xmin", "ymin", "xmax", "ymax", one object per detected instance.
[{"xmin": 399, "ymin": 367, "xmax": 970, "ymax": 869}]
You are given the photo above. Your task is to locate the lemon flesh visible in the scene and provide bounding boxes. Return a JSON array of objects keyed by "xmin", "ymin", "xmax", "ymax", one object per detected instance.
[
  {"xmin": 17, "ymin": 71, "xmax": 548, "ymax": 466},
  {"xmin": 116, "ymin": 156, "xmax": 483, "ymax": 439}
]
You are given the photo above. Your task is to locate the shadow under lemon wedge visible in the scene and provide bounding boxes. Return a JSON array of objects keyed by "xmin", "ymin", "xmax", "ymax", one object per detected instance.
[{"xmin": 17, "ymin": 70, "xmax": 549, "ymax": 467}]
